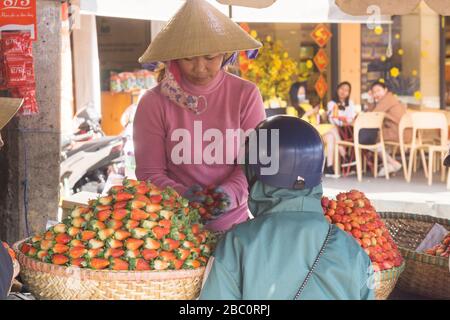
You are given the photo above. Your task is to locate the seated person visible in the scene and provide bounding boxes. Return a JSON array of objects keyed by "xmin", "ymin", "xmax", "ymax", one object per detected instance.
[
  {"xmin": 364, "ymin": 81, "xmax": 411, "ymax": 176},
  {"xmin": 200, "ymin": 116, "xmax": 374, "ymax": 300},
  {"xmin": 327, "ymin": 81, "xmax": 357, "ymax": 127}
]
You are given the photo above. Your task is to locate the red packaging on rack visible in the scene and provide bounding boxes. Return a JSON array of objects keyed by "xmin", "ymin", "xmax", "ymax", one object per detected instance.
[
  {"xmin": 10, "ymin": 86, "xmax": 38, "ymax": 115},
  {"xmin": 1, "ymin": 32, "xmax": 32, "ymax": 57},
  {"xmin": 3, "ymin": 55, "xmax": 34, "ymax": 87}
]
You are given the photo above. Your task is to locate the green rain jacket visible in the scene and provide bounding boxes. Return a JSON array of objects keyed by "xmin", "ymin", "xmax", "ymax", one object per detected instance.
[{"xmin": 200, "ymin": 182, "xmax": 375, "ymax": 300}]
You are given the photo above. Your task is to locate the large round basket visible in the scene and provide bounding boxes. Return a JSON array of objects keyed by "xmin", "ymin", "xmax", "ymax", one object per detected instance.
[
  {"xmin": 13, "ymin": 239, "xmax": 205, "ymax": 300},
  {"xmin": 374, "ymin": 262, "xmax": 405, "ymax": 300},
  {"xmin": 380, "ymin": 212, "xmax": 450, "ymax": 300}
]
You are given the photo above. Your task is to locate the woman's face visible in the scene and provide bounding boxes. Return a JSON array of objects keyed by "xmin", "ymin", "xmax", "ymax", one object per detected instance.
[
  {"xmin": 338, "ymin": 84, "xmax": 350, "ymax": 101},
  {"xmin": 177, "ymin": 54, "xmax": 224, "ymax": 86},
  {"xmin": 297, "ymin": 86, "xmax": 306, "ymax": 96},
  {"xmin": 372, "ymin": 85, "xmax": 388, "ymax": 102}
]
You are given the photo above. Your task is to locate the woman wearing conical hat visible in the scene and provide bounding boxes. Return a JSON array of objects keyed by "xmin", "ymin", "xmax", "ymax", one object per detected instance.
[{"xmin": 133, "ymin": 0, "xmax": 266, "ymax": 233}]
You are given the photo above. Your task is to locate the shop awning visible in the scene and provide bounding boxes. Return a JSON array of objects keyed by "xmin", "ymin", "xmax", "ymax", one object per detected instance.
[
  {"xmin": 336, "ymin": 0, "xmax": 450, "ymax": 16},
  {"xmin": 79, "ymin": 0, "xmax": 392, "ymax": 24}
]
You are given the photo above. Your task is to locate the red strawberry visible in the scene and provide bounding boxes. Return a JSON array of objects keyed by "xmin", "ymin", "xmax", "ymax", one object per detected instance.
[
  {"xmin": 97, "ymin": 195, "xmax": 113, "ymax": 206},
  {"xmin": 175, "ymin": 248, "xmax": 191, "ymax": 260},
  {"xmin": 190, "ymin": 248, "xmax": 201, "ymax": 258},
  {"xmin": 134, "ymin": 194, "xmax": 151, "ymax": 204},
  {"xmin": 36, "ymin": 250, "xmax": 49, "ymax": 261},
  {"xmin": 123, "ymin": 178, "xmax": 140, "ymax": 188},
  {"xmin": 159, "ymin": 251, "xmax": 176, "ymax": 262},
  {"xmin": 88, "ymin": 239, "xmax": 105, "ymax": 250},
  {"xmin": 125, "ymin": 238, "xmax": 144, "ymax": 251},
  {"xmin": 109, "ymin": 185, "xmax": 125, "ymax": 194},
  {"xmin": 145, "ymin": 203, "xmax": 162, "ymax": 213},
  {"xmin": 106, "ymin": 219, "xmax": 124, "ymax": 230},
  {"xmin": 152, "ymin": 259, "xmax": 169, "ymax": 270},
  {"xmin": 68, "ymin": 227, "xmax": 81, "ymax": 237},
  {"xmin": 93, "ymin": 205, "xmax": 112, "ymax": 212},
  {"xmin": 97, "ymin": 209, "xmax": 112, "ymax": 222},
  {"xmin": 130, "ymin": 258, "xmax": 150, "ymax": 271},
  {"xmin": 104, "ymin": 248, "xmax": 125, "ymax": 259},
  {"xmin": 69, "ymin": 239, "xmax": 85, "ymax": 248},
  {"xmin": 131, "ymin": 228, "xmax": 150, "ymax": 239},
  {"xmin": 52, "ymin": 254, "xmax": 69, "ymax": 265},
  {"xmin": 142, "ymin": 249, "xmax": 159, "ymax": 261},
  {"xmin": 125, "ymin": 249, "xmax": 141, "ymax": 259},
  {"xmin": 69, "ymin": 247, "xmax": 87, "ymax": 259},
  {"xmin": 81, "ymin": 230, "xmax": 96, "ymax": 241},
  {"xmin": 152, "ymin": 226, "xmax": 168, "ymax": 240},
  {"xmin": 162, "ymin": 238, "xmax": 180, "ymax": 251},
  {"xmin": 71, "ymin": 217, "xmax": 87, "ymax": 228},
  {"xmin": 112, "ymin": 209, "xmax": 129, "ymax": 221},
  {"xmin": 70, "ymin": 258, "xmax": 87, "ymax": 267},
  {"xmin": 184, "ymin": 259, "xmax": 201, "ymax": 269},
  {"xmin": 150, "ymin": 194, "xmax": 163, "ymax": 204},
  {"xmin": 182, "ymin": 241, "xmax": 196, "ymax": 249},
  {"xmin": 159, "ymin": 210, "xmax": 174, "ymax": 220},
  {"xmin": 114, "ymin": 192, "xmax": 134, "ymax": 202},
  {"xmin": 71, "ymin": 206, "xmax": 90, "ymax": 218},
  {"xmin": 40, "ymin": 239, "xmax": 55, "ymax": 251},
  {"xmin": 20, "ymin": 243, "xmax": 32, "ymax": 255},
  {"xmin": 27, "ymin": 247, "xmax": 38, "ymax": 257},
  {"xmin": 31, "ymin": 235, "xmax": 42, "ymax": 243},
  {"xmin": 110, "ymin": 258, "xmax": 129, "ymax": 271},
  {"xmin": 140, "ymin": 220, "xmax": 158, "ymax": 230},
  {"xmin": 106, "ymin": 238, "xmax": 123, "ymax": 249},
  {"xmin": 130, "ymin": 209, "xmax": 150, "ymax": 221},
  {"xmin": 53, "ymin": 223, "xmax": 67, "ymax": 234},
  {"xmin": 198, "ymin": 256, "xmax": 208, "ymax": 266},
  {"xmin": 113, "ymin": 201, "xmax": 128, "ymax": 210},
  {"xmin": 114, "ymin": 230, "xmax": 131, "ymax": 241},
  {"xmin": 127, "ymin": 200, "xmax": 147, "ymax": 210},
  {"xmin": 89, "ymin": 220, "xmax": 106, "ymax": 231},
  {"xmin": 133, "ymin": 185, "xmax": 151, "ymax": 195},
  {"xmin": 89, "ymin": 258, "xmax": 110, "ymax": 270},
  {"xmin": 53, "ymin": 244, "xmax": 70, "ymax": 254},
  {"xmin": 55, "ymin": 233, "xmax": 72, "ymax": 245},
  {"xmin": 148, "ymin": 213, "xmax": 159, "ymax": 221},
  {"xmin": 171, "ymin": 259, "xmax": 184, "ymax": 270},
  {"xmin": 97, "ymin": 228, "xmax": 115, "ymax": 241},
  {"xmin": 158, "ymin": 219, "xmax": 172, "ymax": 229},
  {"xmin": 125, "ymin": 219, "xmax": 140, "ymax": 230},
  {"xmin": 144, "ymin": 237, "xmax": 161, "ymax": 250},
  {"xmin": 191, "ymin": 224, "xmax": 201, "ymax": 235}
]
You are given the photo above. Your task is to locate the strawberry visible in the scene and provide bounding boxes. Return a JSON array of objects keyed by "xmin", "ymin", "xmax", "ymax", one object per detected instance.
[
  {"xmin": 130, "ymin": 209, "xmax": 149, "ymax": 221},
  {"xmin": 190, "ymin": 248, "xmax": 201, "ymax": 258},
  {"xmin": 88, "ymin": 239, "xmax": 105, "ymax": 249},
  {"xmin": 106, "ymin": 238, "xmax": 123, "ymax": 249},
  {"xmin": 134, "ymin": 194, "xmax": 151, "ymax": 204},
  {"xmin": 162, "ymin": 239, "xmax": 180, "ymax": 251},
  {"xmin": 31, "ymin": 235, "xmax": 42, "ymax": 243},
  {"xmin": 20, "ymin": 243, "xmax": 32, "ymax": 255},
  {"xmin": 69, "ymin": 247, "xmax": 87, "ymax": 259},
  {"xmin": 158, "ymin": 219, "xmax": 172, "ymax": 229},
  {"xmin": 123, "ymin": 178, "xmax": 140, "ymax": 188},
  {"xmin": 132, "ymin": 185, "xmax": 151, "ymax": 195},
  {"xmin": 68, "ymin": 227, "xmax": 81, "ymax": 237},
  {"xmin": 200, "ymin": 244, "xmax": 211, "ymax": 256},
  {"xmin": 86, "ymin": 248, "xmax": 103, "ymax": 259},
  {"xmin": 145, "ymin": 203, "xmax": 162, "ymax": 213},
  {"xmin": 53, "ymin": 223, "xmax": 67, "ymax": 234},
  {"xmin": 88, "ymin": 220, "xmax": 106, "ymax": 231},
  {"xmin": 184, "ymin": 259, "xmax": 201, "ymax": 269},
  {"xmin": 159, "ymin": 251, "xmax": 176, "ymax": 262},
  {"xmin": 44, "ymin": 231, "xmax": 55, "ymax": 240},
  {"xmin": 152, "ymin": 226, "xmax": 169, "ymax": 240},
  {"xmin": 52, "ymin": 254, "xmax": 69, "ymax": 265},
  {"xmin": 125, "ymin": 219, "xmax": 140, "ymax": 230},
  {"xmin": 112, "ymin": 209, "xmax": 129, "ymax": 221},
  {"xmin": 175, "ymin": 248, "xmax": 191, "ymax": 260},
  {"xmin": 110, "ymin": 258, "xmax": 129, "ymax": 271},
  {"xmin": 182, "ymin": 241, "xmax": 196, "ymax": 249},
  {"xmin": 97, "ymin": 209, "xmax": 112, "ymax": 222},
  {"xmin": 80, "ymin": 230, "xmax": 96, "ymax": 241},
  {"xmin": 198, "ymin": 256, "xmax": 208, "ymax": 266},
  {"xmin": 55, "ymin": 233, "xmax": 72, "ymax": 245},
  {"xmin": 150, "ymin": 194, "xmax": 163, "ymax": 204},
  {"xmin": 152, "ymin": 259, "xmax": 169, "ymax": 270},
  {"xmin": 27, "ymin": 247, "xmax": 37, "ymax": 257},
  {"xmin": 106, "ymin": 219, "xmax": 124, "ymax": 230},
  {"xmin": 159, "ymin": 210, "xmax": 174, "ymax": 220},
  {"xmin": 171, "ymin": 259, "xmax": 184, "ymax": 270},
  {"xmin": 40, "ymin": 239, "xmax": 55, "ymax": 251},
  {"xmin": 144, "ymin": 237, "xmax": 161, "ymax": 250},
  {"xmin": 89, "ymin": 258, "xmax": 110, "ymax": 270},
  {"xmin": 109, "ymin": 185, "xmax": 125, "ymax": 194},
  {"xmin": 127, "ymin": 200, "xmax": 147, "ymax": 210},
  {"xmin": 142, "ymin": 249, "xmax": 159, "ymax": 261},
  {"xmin": 97, "ymin": 228, "xmax": 115, "ymax": 241},
  {"xmin": 71, "ymin": 217, "xmax": 87, "ymax": 228},
  {"xmin": 114, "ymin": 192, "xmax": 134, "ymax": 202},
  {"xmin": 148, "ymin": 213, "xmax": 159, "ymax": 221},
  {"xmin": 113, "ymin": 201, "xmax": 128, "ymax": 210},
  {"xmin": 103, "ymin": 248, "xmax": 125, "ymax": 259},
  {"xmin": 93, "ymin": 205, "xmax": 112, "ymax": 212},
  {"xmin": 130, "ymin": 258, "xmax": 150, "ymax": 271},
  {"xmin": 131, "ymin": 228, "xmax": 150, "ymax": 239},
  {"xmin": 140, "ymin": 220, "xmax": 158, "ymax": 230},
  {"xmin": 125, "ymin": 238, "xmax": 144, "ymax": 251},
  {"xmin": 97, "ymin": 195, "xmax": 113, "ymax": 206},
  {"xmin": 84, "ymin": 211, "xmax": 94, "ymax": 222},
  {"xmin": 70, "ymin": 258, "xmax": 87, "ymax": 268},
  {"xmin": 69, "ymin": 239, "xmax": 85, "ymax": 248},
  {"xmin": 53, "ymin": 244, "xmax": 70, "ymax": 254},
  {"xmin": 191, "ymin": 224, "xmax": 201, "ymax": 235},
  {"xmin": 36, "ymin": 250, "xmax": 49, "ymax": 261},
  {"xmin": 125, "ymin": 249, "xmax": 141, "ymax": 259},
  {"xmin": 71, "ymin": 206, "xmax": 90, "ymax": 218},
  {"xmin": 114, "ymin": 230, "xmax": 131, "ymax": 241}
]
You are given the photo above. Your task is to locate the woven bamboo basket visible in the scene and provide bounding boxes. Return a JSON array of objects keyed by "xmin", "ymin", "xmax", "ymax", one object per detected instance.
[
  {"xmin": 380, "ymin": 212, "xmax": 450, "ymax": 300},
  {"xmin": 13, "ymin": 239, "xmax": 205, "ymax": 300},
  {"xmin": 374, "ymin": 263, "xmax": 405, "ymax": 300}
]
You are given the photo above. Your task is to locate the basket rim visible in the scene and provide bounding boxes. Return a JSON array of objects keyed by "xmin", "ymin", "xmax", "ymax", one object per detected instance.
[
  {"xmin": 375, "ymin": 261, "xmax": 405, "ymax": 281},
  {"xmin": 14, "ymin": 238, "xmax": 205, "ymax": 282},
  {"xmin": 379, "ymin": 212, "xmax": 449, "ymax": 267}
]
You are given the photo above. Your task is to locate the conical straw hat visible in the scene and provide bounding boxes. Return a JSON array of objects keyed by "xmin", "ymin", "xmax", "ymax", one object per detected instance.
[
  {"xmin": 139, "ymin": 0, "xmax": 262, "ymax": 63},
  {"xmin": 0, "ymin": 97, "xmax": 22, "ymax": 129}
]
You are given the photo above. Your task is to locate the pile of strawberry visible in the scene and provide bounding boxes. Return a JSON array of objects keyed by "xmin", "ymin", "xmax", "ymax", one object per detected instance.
[
  {"xmin": 19, "ymin": 179, "xmax": 215, "ymax": 271},
  {"xmin": 188, "ymin": 186, "xmax": 231, "ymax": 221},
  {"xmin": 2, "ymin": 241, "xmax": 16, "ymax": 262},
  {"xmin": 322, "ymin": 190, "xmax": 403, "ymax": 272},
  {"xmin": 424, "ymin": 232, "xmax": 450, "ymax": 258}
]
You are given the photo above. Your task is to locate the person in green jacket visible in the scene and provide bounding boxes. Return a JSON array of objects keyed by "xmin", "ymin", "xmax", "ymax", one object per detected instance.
[{"xmin": 200, "ymin": 116, "xmax": 375, "ymax": 300}]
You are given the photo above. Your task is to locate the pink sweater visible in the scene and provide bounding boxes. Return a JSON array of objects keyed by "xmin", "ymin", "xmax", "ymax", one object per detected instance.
[{"xmin": 133, "ymin": 70, "xmax": 266, "ymax": 232}]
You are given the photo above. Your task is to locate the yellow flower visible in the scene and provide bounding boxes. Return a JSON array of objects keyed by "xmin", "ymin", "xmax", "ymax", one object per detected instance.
[
  {"xmin": 266, "ymin": 35, "xmax": 272, "ymax": 42},
  {"xmin": 250, "ymin": 30, "xmax": 258, "ymax": 38},
  {"xmin": 374, "ymin": 26, "xmax": 383, "ymax": 35},
  {"xmin": 414, "ymin": 91, "xmax": 422, "ymax": 100},
  {"xmin": 306, "ymin": 60, "xmax": 313, "ymax": 69},
  {"xmin": 398, "ymin": 49, "xmax": 404, "ymax": 56},
  {"xmin": 390, "ymin": 67, "xmax": 400, "ymax": 78},
  {"xmin": 381, "ymin": 55, "xmax": 386, "ymax": 62},
  {"xmin": 411, "ymin": 69, "xmax": 418, "ymax": 77}
]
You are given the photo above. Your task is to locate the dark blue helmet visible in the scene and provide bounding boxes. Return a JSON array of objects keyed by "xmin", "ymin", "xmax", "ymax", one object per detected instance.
[{"xmin": 244, "ymin": 115, "xmax": 324, "ymax": 190}]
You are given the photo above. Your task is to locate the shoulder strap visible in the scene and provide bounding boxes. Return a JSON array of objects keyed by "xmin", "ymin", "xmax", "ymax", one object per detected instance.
[{"xmin": 294, "ymin": 224, "xmax": 333, "ymax": 300}]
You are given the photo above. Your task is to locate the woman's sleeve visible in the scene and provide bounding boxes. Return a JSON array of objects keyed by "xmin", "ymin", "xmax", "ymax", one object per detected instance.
[
  {"xmin": 327, "ymin": 101, "xmax": 340, "ymax": 126},
  {"xmin": 220, "ymin": 84, "xmax": 266, "ymax": 210},
  {"xmin": 133, "ymin": 91, "xmax": 188, "ymax": 195}
]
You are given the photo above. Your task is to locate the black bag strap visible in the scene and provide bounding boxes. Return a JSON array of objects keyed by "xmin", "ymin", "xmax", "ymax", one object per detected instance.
[{"xmin": 294, "ymin": 224, "xmax": 333, "ymax": 300}]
